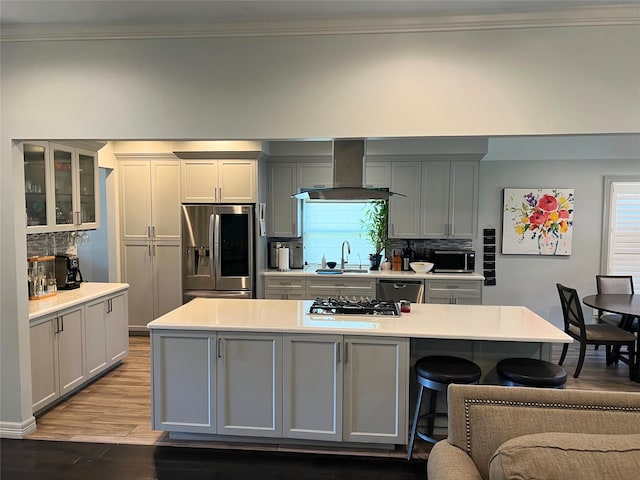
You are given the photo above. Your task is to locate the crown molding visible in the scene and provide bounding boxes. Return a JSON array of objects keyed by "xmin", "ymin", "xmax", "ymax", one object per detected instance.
[{"xmin": 1, "ymin": 6, "xmax": 638, "ymax": 43}]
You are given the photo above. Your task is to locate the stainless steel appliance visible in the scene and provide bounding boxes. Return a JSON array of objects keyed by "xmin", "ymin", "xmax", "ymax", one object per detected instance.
[
  {"xmin": 182, "ymin": 204, "xmax": 254, "ymax": 302},
  {"xmin": 268, "ymin": 239, "xmax": 304, "ymax": 269},
  {"xmin": 376, "ymin": 279, "xmax": 424, "ymax": 303},
  {"xmin": 309, "ymin": 298, "xmax": 400, "ymax": 316},
  {"xmin": 55, "ymin": 254, "xmax": 83, "ymax": 290},
  {"xmin": 433, "ymin": 250, "xmax": 476, "ymax": 273}
]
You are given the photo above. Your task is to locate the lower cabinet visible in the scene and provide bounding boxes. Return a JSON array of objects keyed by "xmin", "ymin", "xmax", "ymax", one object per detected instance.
[
  {"xmin": 152, "ymin": 330, "xmax": 408, "ymax": 445},
  {"xmin": 283, "ymin": 334, "xmax": 343, "ymax": 441},
  {"xmin": 306, "ymin": 277, "xmax": 376, "ymax": 300},
  {"xmin": 343, "ymin": 336, "xmax": 408, "ymax": 444},
  {"xmin": 30, "ymin": 288, "xmax": 129, "ymax": 414},
  {"xmin": 216, "ymin": 333, "xmax": 282, "ymax": 437},
  {"xmin": 30, "ymin": 306, "xmax": 86, "ymax": 413},
  {"xmin": 264, "ymin": 276, "xmax": 307, "ymax": 300},
  {"xmin": 85, "ymin": 291, "xmax": 129, "ymax": 378},
  {"xmin": 425, "ymin": 279, "xmax": 483, "ymax": 305}
]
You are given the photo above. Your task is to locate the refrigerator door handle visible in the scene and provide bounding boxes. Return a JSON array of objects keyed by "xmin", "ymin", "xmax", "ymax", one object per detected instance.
[
  {"xmin": 213, "ymin": 213, "xmax": 221, "ymax": 286},
  {"xmin": 209, "ymin": 214, "xmax": 216, "ymax": 286}
]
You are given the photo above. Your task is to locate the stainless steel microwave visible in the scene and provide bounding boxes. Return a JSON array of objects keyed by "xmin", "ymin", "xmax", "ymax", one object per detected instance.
[{"xmin": 433, "ymin": 250, "xmax": 475, "ymax": 273}]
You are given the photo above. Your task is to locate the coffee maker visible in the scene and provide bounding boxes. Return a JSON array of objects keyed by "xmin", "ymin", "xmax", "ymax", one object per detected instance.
[{"xmin": 55, "ymin": 254, "xmax": 83, "ymax": 290}]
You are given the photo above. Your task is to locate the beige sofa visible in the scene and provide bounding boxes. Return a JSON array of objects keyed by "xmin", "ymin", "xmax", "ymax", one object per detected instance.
[{"xmin": 427, "ymin": 384, "xmax": 640, "ymax": 480}]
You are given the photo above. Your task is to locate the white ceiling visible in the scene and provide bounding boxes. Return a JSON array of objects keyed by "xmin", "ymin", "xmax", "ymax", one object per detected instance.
[{"xmin": 1, "ymin": 0, "xmax": 637, "ymax": 27}]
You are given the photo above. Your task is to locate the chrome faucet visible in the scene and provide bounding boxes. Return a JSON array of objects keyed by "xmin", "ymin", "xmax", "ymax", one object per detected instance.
[{"xmin": 341, "ymin": 240, "xmax": 351, "ymax": 270}]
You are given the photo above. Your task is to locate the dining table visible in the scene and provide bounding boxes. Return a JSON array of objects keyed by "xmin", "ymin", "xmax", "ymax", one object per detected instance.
[{"xmin": 583, "ymin": 293, "xmax": 639, "ymax": 381}]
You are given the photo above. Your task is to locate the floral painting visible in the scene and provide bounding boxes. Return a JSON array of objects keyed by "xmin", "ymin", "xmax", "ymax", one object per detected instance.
[{"xmin": 502, "ymin": 188, "xmax": 574, "ymax": 255}]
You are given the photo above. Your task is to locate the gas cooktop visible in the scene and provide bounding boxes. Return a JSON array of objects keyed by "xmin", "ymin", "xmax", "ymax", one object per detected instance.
[{"xmin": 309, "ymin": 298, "xmax": 400, "ymax": 317}]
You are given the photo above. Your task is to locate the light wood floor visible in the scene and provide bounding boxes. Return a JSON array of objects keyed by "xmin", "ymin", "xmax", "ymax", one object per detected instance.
[{"xmin": 27, "ymin": 336, "xmax": 640, "ymax": 459}]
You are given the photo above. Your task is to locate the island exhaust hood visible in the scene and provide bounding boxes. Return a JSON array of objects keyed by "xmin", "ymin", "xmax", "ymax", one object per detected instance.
[{"xmin": 292, "ymin": 139, "xmax": 401, "ymax": 201}]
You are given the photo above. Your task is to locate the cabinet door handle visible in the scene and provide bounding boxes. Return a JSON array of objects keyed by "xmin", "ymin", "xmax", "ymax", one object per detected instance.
[
  {"xmin": 218, "ymin": 187, "xmax": 222, "ymax": 201},
  {"xmin": 217, "ymin": 338, "xmax": 224, "ymax": 358},
  {"xmin": 344, "ymin": 342, "xmax": 349, "ymax": 363},
  {"xmin": 54, "ymin": 316, "xmax": 59, "ymax": 334},
  {"xmin": 336, "ymin": 342, "xmax": 341, "ymax": 364},
  {"xmin": 59, "ymin": 315, "xmax": 64, "ymax": 332},
  {"xmin": 148, "ymin": 244, "xmax": 152, "ymax": 256},
  {"xmin": 147, "ymin": 226, "xmax": 152, "ymax": 238},
  {"xmin": 152, "ymin": 226, "xmax": 156, "ymax": 238}
]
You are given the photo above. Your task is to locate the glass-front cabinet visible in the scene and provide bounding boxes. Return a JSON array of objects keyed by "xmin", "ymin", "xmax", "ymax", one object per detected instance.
[
  {"xmin": 24, "ymin": 142, "xmax": 50, "ymax": 229},
  {"xmin": 24, "ymin": 141, "xmax": 100, "ymax": 233}
]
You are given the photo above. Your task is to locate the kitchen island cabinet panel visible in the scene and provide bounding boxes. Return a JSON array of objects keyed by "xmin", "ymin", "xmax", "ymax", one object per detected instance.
[
  {"xmin": 343, "ymin": 336, "xmax": 408, "ymax": 444},
  {"xmin": 283, "ymin": 335, "xmax": 343, "ymax": 441},
  {"xmin": 152, "ymin": 333, "xmax": 216, "ymax": 433},
  {"xmin": 216, "ymin": 333, "xmax": 282, "ymax": 437}
]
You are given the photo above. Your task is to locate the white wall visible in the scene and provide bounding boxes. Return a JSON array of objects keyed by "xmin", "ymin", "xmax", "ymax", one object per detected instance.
[
  {"xmin": 479, "ymin": 158, "xmax": 640, "ymax": 328},
  {"xmin": 2, "ymin": 24, "xmax": 639, "ymax": 434}
]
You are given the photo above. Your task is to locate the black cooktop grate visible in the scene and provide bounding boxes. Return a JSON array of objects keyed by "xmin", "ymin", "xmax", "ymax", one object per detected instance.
[{"xmin": 309, "ymin": 298, "xmax": 400, "ymax": 316}]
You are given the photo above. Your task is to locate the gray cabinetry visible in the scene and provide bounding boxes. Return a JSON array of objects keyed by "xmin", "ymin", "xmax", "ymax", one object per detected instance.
[
  {"xmin": 119, "ymin": 157, "xmax": 182, "ymax": 332},
  {"xmin": 152, "ymin": 332, "xmax": 217, "ymax": 433},
  {"xmin": 24, "ymin": 141, "xmax": 100, "ymax": 233},
  {"xmin": 343, "ymin": 336, "xmax": 408, "ymax": 444},
  {"xmin": 425, "ymin": 279, "xmax": 483, "ymax": 304},
  {"xmin": 282, "ymin": 334, "xmax": 343, "ymax": 441},
  {"xmin": 264, "ymin": 276, "xmax": 307, "ymax": 300},
  {"xmin": 421, "ymin": 161, "xmax": 478, "ymax": 239},
  {"xmin": 30, "ymin": 305, "xmax": 85, "ymax": 413},
  {"xmin": 389, "ymin": 162, "xmax": 422, "ymax": 239},
  {"xmin": 267, "ymin": 162, "xmax": 300, "ymax": 238},
  {"xmin": 151, "ymin": 329, "xmax": 408, "ymax": 445},
  {"xmin": 216, "ymin": 332, "xmax": 283, "ymax": 437},
  {"xmin": 306, "ymin": 277, "xmax": 376, "ymax": 300},
  {"xmin": 266, "ymin": 158, "xmax": 332, "ymax": 238}
]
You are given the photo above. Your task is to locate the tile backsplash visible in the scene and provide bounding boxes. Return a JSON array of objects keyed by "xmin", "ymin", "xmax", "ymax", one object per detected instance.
[
  {"xmin": 387, "ymin": 239, "xmax": 473, "ymax": 260},
  {"xmin": 26, "ymin": 232, "xmax": 75, "ymax": 257}
]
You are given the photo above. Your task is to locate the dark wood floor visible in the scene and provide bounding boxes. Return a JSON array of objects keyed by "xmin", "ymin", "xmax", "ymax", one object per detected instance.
[{"xmin": 0, "ymin": 438, "xmax": 426, "ymax": 480}]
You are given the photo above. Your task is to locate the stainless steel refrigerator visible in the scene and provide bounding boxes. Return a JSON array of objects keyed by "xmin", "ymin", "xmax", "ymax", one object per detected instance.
[{"xmin": 181, "ymin": 204, "xmax": 254, "ymax": 302}]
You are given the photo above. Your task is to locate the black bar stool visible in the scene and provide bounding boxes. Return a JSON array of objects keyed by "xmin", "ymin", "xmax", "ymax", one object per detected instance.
[
  {"xmin": 407, "ymin": 355, "xmax": 481, "ymax": 460},
  {"xmin": 496, "ymin": 357, "xmax": 567, "ymax": 388}
]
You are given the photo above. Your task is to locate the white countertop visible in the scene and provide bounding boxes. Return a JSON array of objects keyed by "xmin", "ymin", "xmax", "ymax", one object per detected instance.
[
  {"xmin": 263, "ymin": 266, "xmax": 485, "ymax": 281},
  {"xmin": 147, "ymin": 298, "xmax": 571, "ymax": 344},
  {"xmin": 28, "ymin": 282, "xmax": 129, "ymax": 320}
]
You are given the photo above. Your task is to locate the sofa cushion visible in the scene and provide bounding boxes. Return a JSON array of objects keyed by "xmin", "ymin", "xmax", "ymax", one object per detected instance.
[{"xmin": 489, "ymin": 432, "xmax": 640, "ymax": 480}]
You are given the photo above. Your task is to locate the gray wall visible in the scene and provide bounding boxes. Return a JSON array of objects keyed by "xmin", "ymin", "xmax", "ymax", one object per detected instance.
[
  {"xmin": 2, "ymin": 23, "xmax": 639, "ymax": 434},
  {"xmin": 479, "ymin": 158, "xmax": 640, "ymax": 328}
]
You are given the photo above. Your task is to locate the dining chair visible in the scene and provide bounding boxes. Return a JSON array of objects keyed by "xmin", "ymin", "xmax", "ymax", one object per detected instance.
[
  {"xmin": 595, "ymin": 275, "xmax": 635, "ymax": 327},
  {"xmin": 556, "ymin": 283, "xmax": 637, "ymax": 380}
]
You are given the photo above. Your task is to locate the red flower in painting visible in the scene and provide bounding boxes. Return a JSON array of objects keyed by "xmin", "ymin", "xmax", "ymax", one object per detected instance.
[
  {"xmin": 529, "ymin": 210, "xmax": 548, "ymax": 226},
  {"xmin": 558, "ymin": 209, "xmax": 570, "ymax": 219},
  {"xmin": 537, "ymin": 194, "xmax": 558, "ymax": 212}
]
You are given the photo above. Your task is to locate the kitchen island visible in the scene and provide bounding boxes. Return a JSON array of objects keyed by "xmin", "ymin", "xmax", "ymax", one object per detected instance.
[{"xmin": 148, "ymin": 298, "xmax": 570, "ymax": 448}]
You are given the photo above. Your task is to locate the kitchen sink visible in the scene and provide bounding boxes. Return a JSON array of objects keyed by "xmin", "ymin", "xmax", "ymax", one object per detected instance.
[{"xmin": 315, "ymin": 268, "xmax": 369, "ymax": 274}]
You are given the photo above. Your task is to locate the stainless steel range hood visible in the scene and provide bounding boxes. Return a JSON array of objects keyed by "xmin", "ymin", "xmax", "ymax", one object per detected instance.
[{"xmin": 293, "ymin": 139, "xmax": 401, "ymax": 201}]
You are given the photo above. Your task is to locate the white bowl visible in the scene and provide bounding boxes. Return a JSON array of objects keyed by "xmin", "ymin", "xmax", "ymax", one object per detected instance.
[{"xmin": 410, "ymin": 262, "xmax": 434, "ymax": 274}]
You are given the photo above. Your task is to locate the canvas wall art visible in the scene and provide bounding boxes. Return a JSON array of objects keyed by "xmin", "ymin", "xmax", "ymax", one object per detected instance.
[{"xmin": 502, "ymin": 188, "xmax": 574, "ymax": 255}]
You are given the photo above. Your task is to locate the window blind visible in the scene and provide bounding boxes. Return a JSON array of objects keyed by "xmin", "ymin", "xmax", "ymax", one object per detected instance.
[{"xmin": 607, "ymin": 182, "xmax": 640, "ymax": 289}]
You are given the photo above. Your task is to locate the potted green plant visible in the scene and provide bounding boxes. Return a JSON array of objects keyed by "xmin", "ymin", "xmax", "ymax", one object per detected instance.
[{"xmin": 361, "ymin": 200, "xmax": 388, "ymax": 270}]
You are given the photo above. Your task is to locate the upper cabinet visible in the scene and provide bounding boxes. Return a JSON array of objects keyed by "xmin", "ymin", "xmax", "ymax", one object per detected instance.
[
  {"xmin": 181, "ymin": 159, "xmax": 257, "ymax": 204},
  {"xmin": 266, "ymin": 158, "xmax": 332, "ymax": 238},
  {"xmin": 24, "ymin": 141, "xmax": 100, "ymax": 233},
  {"xmin": 420, "ymin": 161, "xmax": 478, "ymax": 239},
  {"xmin": 386, "ymin": 160, "xmax": 479, "ymax": 240}
]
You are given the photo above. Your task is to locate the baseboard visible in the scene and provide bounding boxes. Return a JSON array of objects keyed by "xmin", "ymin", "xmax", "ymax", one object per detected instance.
[{"xmin": 0, "ymin": 416, "xmax": 37, "ymax": 438}]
